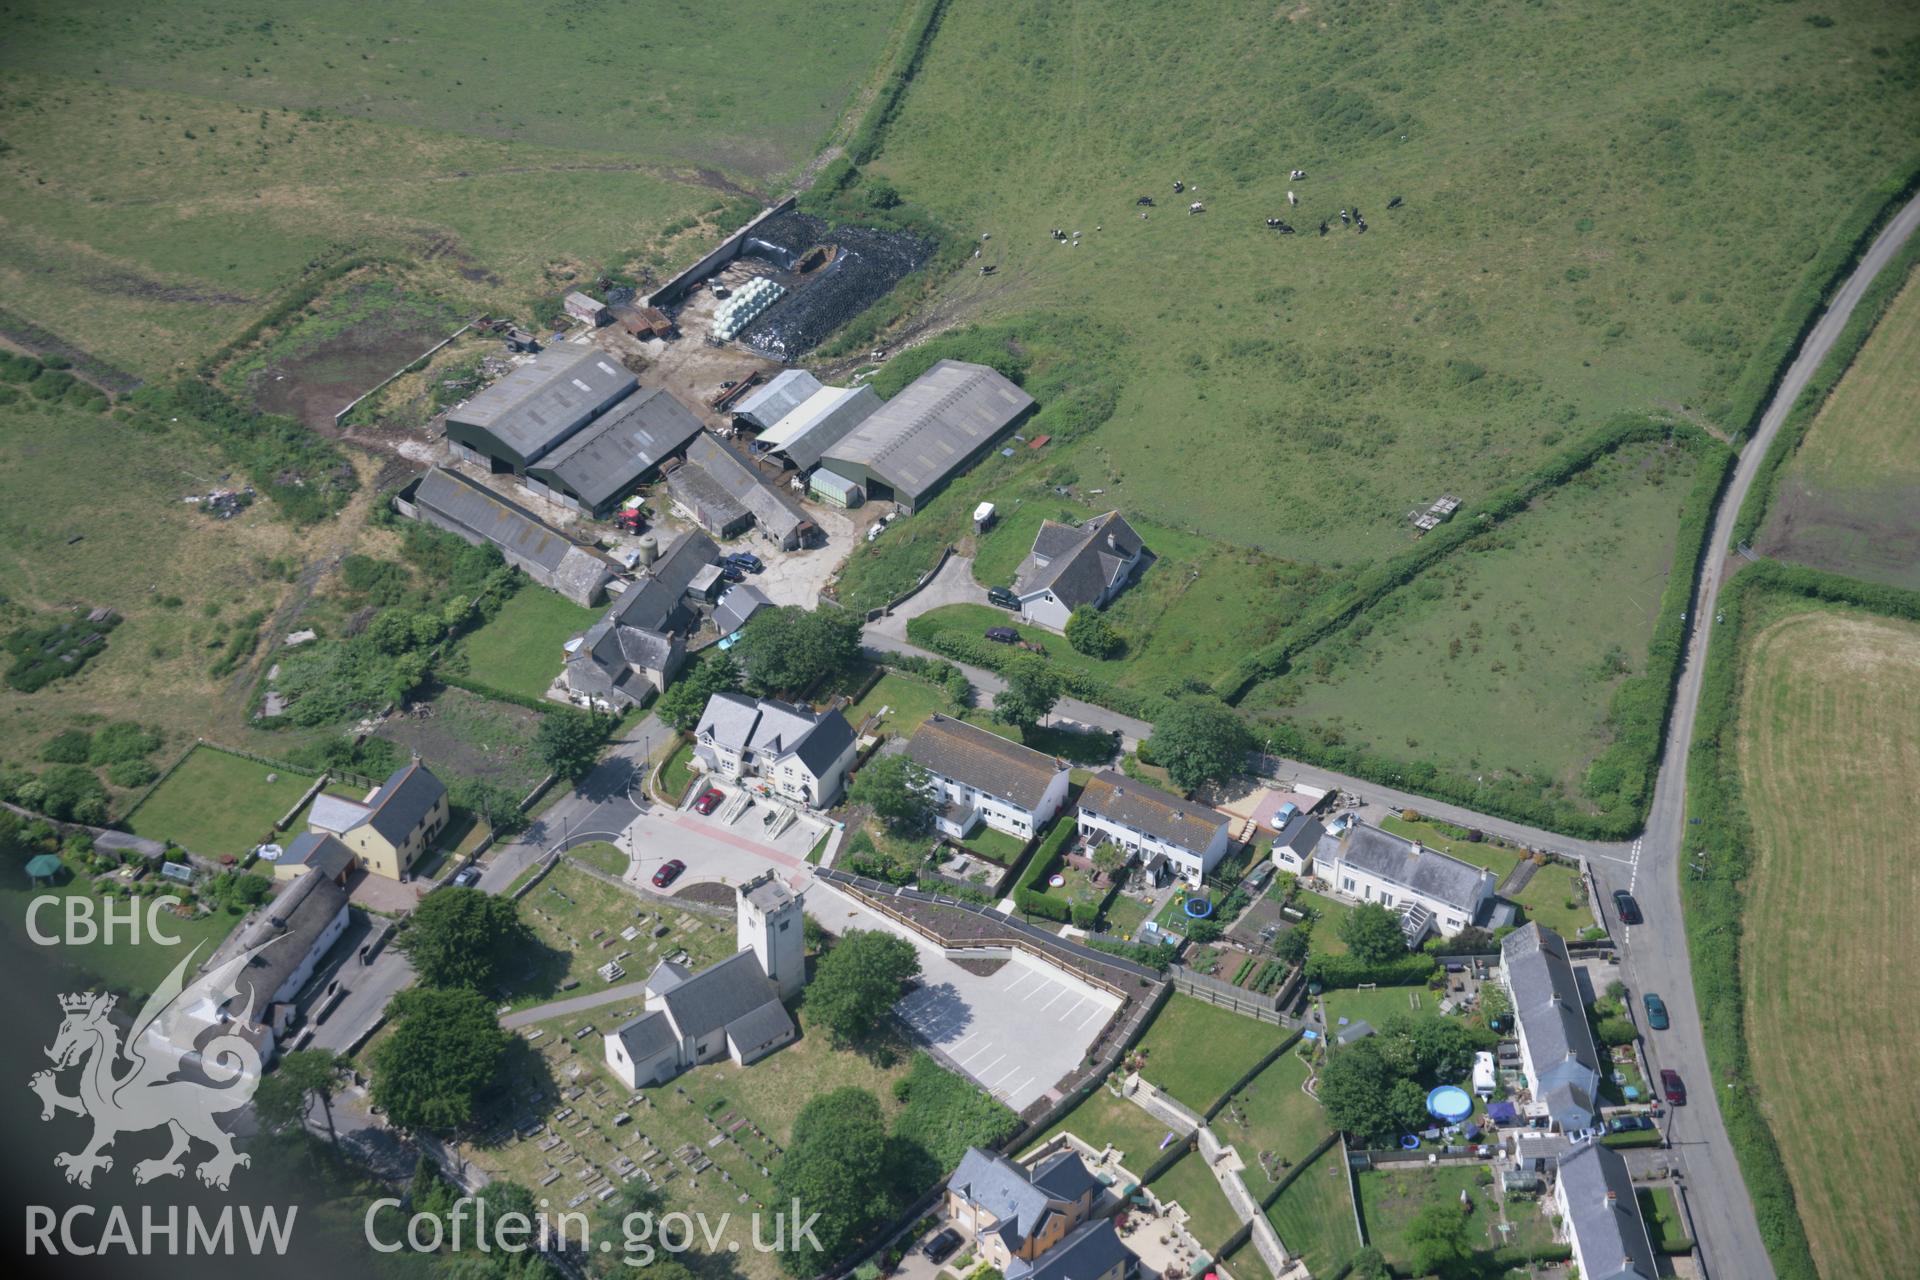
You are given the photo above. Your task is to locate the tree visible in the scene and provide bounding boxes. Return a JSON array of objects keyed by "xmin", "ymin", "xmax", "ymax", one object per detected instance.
[
  {"xmin": 1146, "ymin": 698, "xmax": 1252, "ymax": 792},
  {"xmin": 448, "ymin": 776, "xmax": 528, "ymax": 838},
  {"xmin": 734, "ymin": 607, "xmax": 861, "ymax": 697},
  {"xmin": 1275, "ymin": 923, "xmax": 1312, "ymax": 966},
  {"xmin": 1317, "ymin": 1038, "xmax": 1428, "ymax": 1144},
  {"xmin": 370, "ymin": 987, "xmax": 511, "ymax": 1133},
  {"xmin": 1376, "ymin": 1014, "xmax": 1485, "ymax": 1084},
  {"xmin": 1065, "ymin": 607, "xmax": 1123, "ymax": 659},
  {"xmin": 1338, "ymin": 902, "xmax": 1411, "ymax": 965},
  {"xmin": 774, "ymin": 1087, "xmax": 898, "ymax": 1274},
  {"xmin": 253, "ymin": 1049, "xmax": 351, "ymax": 1144},
  {"xmin": 1406, "ymin": 1200, "xmax": 1477, "ymax": 1280},
  {"xmin": 805, "ymin": 929, "xmax": 922, "ymax": 1047},
  {"xmin": 1091, "ymin": 842, "xmax": 1126, "ymax": 882},
  {"xmin": 1477, "ymin": 980, "xmax": 1512, "ymax": 1025},
  {"xmin": 535, "ymin": 708, "xmax": 605, "ymax": 781},
  {"xmin": 398, "ymin": 887, "xmax": 536, "ymax": 990},
  {"xmin": 654, "ymin": 650, "xmax": 742, "ymax": 732},
  {"xmin": 992, "ymin": 654, "xmax": 1060, "ymax": 729},
  {"xmin": 1348, "ymin": 1246, "xmax": 1392, "ymax": 1280},
  {"xmin": 849, "ymin": 754, "xmax": 934, "ymax": 833}
]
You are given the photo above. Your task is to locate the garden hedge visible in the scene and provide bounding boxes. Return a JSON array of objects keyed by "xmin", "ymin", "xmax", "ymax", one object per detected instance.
[
  {"xmin": 1302, "ymin": 952, "xmax": 1437, "ymax": 991},
  {"xmin": 1011, "ymin": 816, "xmax": 1079, "ymax": 922}
]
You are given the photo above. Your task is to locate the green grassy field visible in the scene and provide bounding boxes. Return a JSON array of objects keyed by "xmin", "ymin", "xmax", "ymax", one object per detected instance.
[
  {"xmin": 1148, "ymin": 1149, "xmax": 1243, "ymax": 1253},
  {"xmin": 1248, "ymin": 441, "xmax": 1701, "ymax": 791},
  {"xmin": 1762, "ymin": 266, "xmax": 1920, "ymax": 591},
  {"xmin": 845, "ymin": 669, "xmax": 957, "ymax": 737},
  {"xmin": 125, "ymin": 745, "xmax": 320, "ymax": 858},
  {"xmin": 1214, "ymin": 1048, "xmax": 1326, "ymax": 1178},
  {"xmin": 1032, "ymin": 1080, "xmax": 1185, "ymax": 1169},
  {"xmin": 1735, "ymin": 604, "xmax": 1920, "ymax": 1280},
  {"xmin": 869, "ymin": 0, "xmax": 1920, "ymax": 567},
  {"xmin": 1265, "ymin": 1145, "xmax": 1361, "ymax": 1277},
  {"xmin": 1322, "ymin": 985, "xmax": 1444, "ymax": 1034},
  {"xmin": 1135, "ymin": 994, "xmax": 1285, "ymax": 1110},
  {"xmin": 0, "ymin": 0, "xmax": 905, "ymax": 374},
  {"xmin": 458, "ymin": 588, "xmax": 597, "ymax": 702}
]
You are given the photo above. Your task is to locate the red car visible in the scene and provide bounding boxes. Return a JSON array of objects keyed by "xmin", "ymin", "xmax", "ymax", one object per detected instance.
[
  {"xmin": 693, "ymin": 788, "xmax": 724, "ymax": 815},
  {"xmin": 1661, "ymin": 1068, "xmax": 1686, "ymax": 1106},
  {"xmin": 651, "ymin": 859, "xmax": 686, "ymax": 889}
]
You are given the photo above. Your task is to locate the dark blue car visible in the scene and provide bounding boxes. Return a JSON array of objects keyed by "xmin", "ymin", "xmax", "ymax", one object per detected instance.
[{"xmin": 1642, "ymin": 992, "xmax": 1669, "ymax": 1031}]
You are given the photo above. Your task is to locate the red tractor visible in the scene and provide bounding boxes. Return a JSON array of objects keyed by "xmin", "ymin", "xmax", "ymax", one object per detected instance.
[{"xmin": 614, "ymin": 500, "xmax": 646, "ymax": 533}]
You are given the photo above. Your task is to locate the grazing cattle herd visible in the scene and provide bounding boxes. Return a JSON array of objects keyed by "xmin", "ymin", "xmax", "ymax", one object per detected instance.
[{"xmin": 1079, "ymin": 169, "xmax": 1398, "ymax": 245}]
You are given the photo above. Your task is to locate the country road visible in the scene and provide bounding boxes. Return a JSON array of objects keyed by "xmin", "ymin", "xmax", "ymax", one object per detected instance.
[{"xmin": 1588, "ymin": 189, "xmax": 1920, "ymax": 1280}]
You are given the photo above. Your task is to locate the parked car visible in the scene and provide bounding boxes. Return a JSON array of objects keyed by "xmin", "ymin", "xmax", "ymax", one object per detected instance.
[
  {"xmin": 1642, "ymin": 992, "xmax": 1669, "ymax": 1030},
  {"xmin": 693, "ymin": 788, "xmax": 724, "ymax": 815},
  {"xmin": 984, "ymin": 626, "xmax": 1019, "ymax": 644},
  {"xmin": 986, "ymin": 586, "xmax": 1020, "ymax": 609},
  {"xmin": 452, "ymin": 865, "xmax": 482, "ymax": 888},
  {"xmin": 1608, "ymin": 1114, "xmax": 1655, "ymax": 1133},
  {"xmin": 1612, "ymin": 889, "xmax": 1643, "ymax": 925},
  {"xmin": 922, "ymin": 1229, "xmax": 963, "ymax": 1264},
  {"xmin": 720, "ymin": 564, "xmax": 746, "ymax": 583},
  {"xmin": 725, "ymin": 551, "xmax": 764, "ymax": 573},
  {"xmin": 652, "ymin": 859, "xmax": 686, "ymax": 889},
  {"xmin": 1660, "ymin": 1068, "xmax": 1686, "ymax": 1105}
]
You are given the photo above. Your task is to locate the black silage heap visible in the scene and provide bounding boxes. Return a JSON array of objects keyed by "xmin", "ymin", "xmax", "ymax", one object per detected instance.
[{"xmin": 736, "ymin": 212, "xmax": 933, "ymax": 361}]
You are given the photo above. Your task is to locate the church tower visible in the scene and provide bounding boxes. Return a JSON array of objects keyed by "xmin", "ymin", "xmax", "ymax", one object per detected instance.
[{"xmin": 737, "ymin": 871, "xmax": 804, "ymax": 1000}]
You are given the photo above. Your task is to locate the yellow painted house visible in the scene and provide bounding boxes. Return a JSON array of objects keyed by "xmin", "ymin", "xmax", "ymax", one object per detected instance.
[{"xmin": 304, "ymin": 760, "xmax": 451, "ymax": 881}]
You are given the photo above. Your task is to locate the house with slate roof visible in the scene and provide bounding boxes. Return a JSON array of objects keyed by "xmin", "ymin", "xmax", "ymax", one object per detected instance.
[
  {"xmin": 304, "ymin": 760, "xmax": 450, "ymax": 882},
  {"xmin": 694, "ymin": 692, "xmax": 858, "ymax": 807},
  {"xmin": 1007, "ymin": 1220, "xmax": 1140, "ymax": 1280},
  {"xmin": 401, "ymin": 467, "xmax": 614, "ymax": 606},
  {"xmin": 1310, "ymin": 817, "xmax": 1497, "ymax": 944},
  {"xmin": 1075, "ymin": 770, "xmax": 1231, "ymax": 887},
  {"xmin": 1553, "ymin": 1139, "xmax": 1658, "ymax": 1280},
  {"xmin": 1011, "ymin": 512, "xmax": 1146, "ymax": 631},
  {"xmin": 1502, "ymin": 923, "xmax": 1605, "ymax": 1133},
  {"xmin": 947, "ymin": 1147, "xmax": 1102, "ymax": 1268},
  {"xmin": 603, "ymin": 875, "xmax": 802, "ymax": 1088},
  {"xmin": 906, "ymin": 715, "xmax": 1070, "ymax": 842},
  {"xmin": 561, "ymin": 530, "xmax": 718, "ymax": 709},
  {"xmin": 187, "ymin": 866, "xmax": 352, "ymax": 1061},
  {"xmin": 271, "ymin": 831, "xmax": 356, "ymax": 884}
]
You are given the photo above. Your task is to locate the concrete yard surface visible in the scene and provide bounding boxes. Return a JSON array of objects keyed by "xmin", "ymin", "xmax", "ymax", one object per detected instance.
[{"xmin": 803, "ymin": 881, "xmax": 1119, "ymax": 1110}]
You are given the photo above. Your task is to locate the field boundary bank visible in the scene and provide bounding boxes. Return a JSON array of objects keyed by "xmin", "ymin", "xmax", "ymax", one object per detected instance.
[
  {"xmin": 0, "ymin": 306, "xmax": 142, "ymax": 394},
  {"xmin": 1680, "ymin": 558, "xmax": 1920, "ymax": 1280},
  {"xmin": 846, "ymin": 0, "xmax": 953, "ymax": 167},
  {"xmin": 1715, "ymin": 158, "xmax": 1920, "ymax": 442},
  {"xmin": 1728, "ymin": 230, "xmax": 1920, "ymax": 548}
]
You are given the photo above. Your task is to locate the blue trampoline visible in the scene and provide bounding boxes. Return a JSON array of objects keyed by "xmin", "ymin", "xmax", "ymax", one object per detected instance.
[
  {"xmin": 1183, "ymin": 897, "xmax": 1215, "ymax": 919},
  {"xmin": 1427, "ymin": 1086, "xmax": 1473, "ymax": 1124}
]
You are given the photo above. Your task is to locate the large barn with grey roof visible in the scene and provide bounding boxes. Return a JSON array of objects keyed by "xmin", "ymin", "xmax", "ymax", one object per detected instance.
[
  {"xmin": 445, "ymin": 345, "xmax": 637, "ymax": 474},
  {"xmin": 522, "ymin": 385, "xmax": 704, "ymax": 516},
  {"xmin": 819, "ymin": 360, "xmax": 1034, "ymax": 513},
  {"xmin": 399, "ymin": 467, "xmax": 614, "ymax": 606}
]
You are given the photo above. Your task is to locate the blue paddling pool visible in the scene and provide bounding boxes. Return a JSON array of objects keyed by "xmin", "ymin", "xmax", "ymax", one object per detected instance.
[{"xmin": 1427, "ymin": 1085, "xmax": 1473, "ymax": 1124}]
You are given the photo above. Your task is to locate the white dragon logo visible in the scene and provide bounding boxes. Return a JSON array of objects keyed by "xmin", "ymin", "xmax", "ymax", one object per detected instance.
[{"xmin": 29, "ymin": 943, "xmax": 266, "ymax": 1190}]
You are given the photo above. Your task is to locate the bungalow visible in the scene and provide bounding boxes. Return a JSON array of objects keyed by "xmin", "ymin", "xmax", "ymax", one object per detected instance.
[
  {"xmin": 906, "ymin": 715, "xmax": 1070, "ymax": 842},
  {"xmin": 1553, "ymin": 1140, "xmax": 1658, "ymax": 1280},
  {"xmin": 1011, "ymin": 512, "xmax": 1145, "ymax": 631},
  {"xmin": 1075, "ymin": 770, "xmax": 1231, "ymax": 887},
  {"xmin": 1309, "ymin": 818, "xmax": 1497, "ymax": 944},
  {"xmin": 693, "ymin": 692, "xmax": 858, "ymax": 808},
  {"xmin": 603, "ymin": 875, "xmax": 802, "ymax": 1088},
  {"xmin": 304, "ymin": 760, "xmax": 450, "ymax": 882},
  {"xmin": 1502, "ymin": 923, "xmax": 1605, "ymax": 1133},
  {"xmin": 946, "ymin": 1147, "xmax": 1100, "ymax": 1268}
]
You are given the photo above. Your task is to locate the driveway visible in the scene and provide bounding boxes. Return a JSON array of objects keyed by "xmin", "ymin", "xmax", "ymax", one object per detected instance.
[
  {"xmin": 614, "ymin": 786, "xmax": 829, "ymax": 891},
  {"xmin": 804, "ymin": 880, "xmax": 1119, "ymax": 1110},
  {"xmin": 864, "ymin": 552, "xmax": 984, "ymax": 640}
]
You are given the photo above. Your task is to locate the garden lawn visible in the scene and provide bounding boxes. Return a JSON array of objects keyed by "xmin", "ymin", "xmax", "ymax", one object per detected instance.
[
  {"xmin": 0, "ymin": 875, "xmax": 241, "ymax": 1001},
  {"xmin": 126, "ymin": 746, "xmax": 320, "ymax": 859},
  {"xmin": 1296, "ymin": 891, "xmax": 1354, "ymax": 957},
  {"xmin": 1322, "ymin": 985, "xmax": 1445, "ymax": 1035},
  {"xmin": 958, "ymin": 824, "xmax": 1028, "ymax": 866},
  {"xmin": 1511, "ymin": 860, "xmax": 1593, "ymax": 935},
  {"xmin": 1215, "ymin": 1049, "xmax": 1327, "ymax": 1178},
  {"xmin": 845, "ymin": 669, "xmax": 956, "ymax": 738},
  {"xmin": 1135, "ymin": 994, "xmax": 1285, "ymax": 1112},
  {"xmin": 1102, "ymin": 893, "xmax": 1151, "ymax": 939},
  {"xmin": 1148, "ymin": 1150, "xmax": 1242, "ymax": 1253},
  {"xmin": 1265, "ymin": 1145, "xmax": 1361, "ymax": 1278},
  {"xmin": 1355, "ymin": 1165, "xmax": 1501, "ymax": 1272},
  {"xmin": 1638, "ymin": 1187, "xmax": 1693, "ymax": 1254},
  {"xmin": 661, "ymin": 739, "xmax": 702, "ymax": 801},
  {"xmin": 1031, "ymin": 1081, "xmax": 1183, "ymax": 1170},
  {"xmin": 458, "ymin": 589, "xmax": 596, "ymax": 702}
]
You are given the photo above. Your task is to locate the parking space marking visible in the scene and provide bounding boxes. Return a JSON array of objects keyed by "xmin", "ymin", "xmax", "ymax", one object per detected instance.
[
  {"xmin": 1039, "ymin": 988, "xmax": 1071, "ymax": 1012},
  {"xmin": 1076, "ymin": 1004, "xmax": 1108, "ymax": 1030},
  {"xmin": 975, "ymin": 1053, "xmax": 1007, "ymax": 1078},
  {"xmin": 1003, "ymin": 970, "xmax": 1039, "ymax": 997}
]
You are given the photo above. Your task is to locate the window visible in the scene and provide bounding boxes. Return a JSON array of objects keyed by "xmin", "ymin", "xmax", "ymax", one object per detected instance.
[
  {"xmin": 1342, "ymin": 877, "xmax": 1355, "ymax": 892},
  {"xmin": 779, "ymin": 920, "xmax": 790, "ymax": 932}
]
